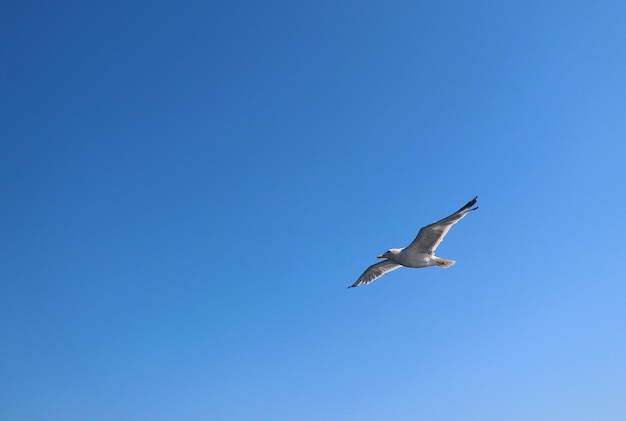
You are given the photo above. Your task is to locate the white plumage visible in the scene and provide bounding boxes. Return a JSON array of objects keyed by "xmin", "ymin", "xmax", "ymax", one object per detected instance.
[{"xmin": 349, "ymin": 197, "xmax": 478, "ymax": 288}]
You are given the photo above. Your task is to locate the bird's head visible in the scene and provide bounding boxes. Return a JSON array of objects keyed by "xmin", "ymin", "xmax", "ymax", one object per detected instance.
[{"xmin": 377, "ymin": 248, "xmax": 401, "ymax": 259}]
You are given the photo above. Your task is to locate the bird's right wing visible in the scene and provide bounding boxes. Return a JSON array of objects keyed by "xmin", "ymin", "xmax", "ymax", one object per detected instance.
[
  {"xmin": 405, "ymin": 196, "xmax": 478, "ymax": 255},
  {"xmin": 348, "ymin": 260, "xmax": 402, "ymax": 288}
]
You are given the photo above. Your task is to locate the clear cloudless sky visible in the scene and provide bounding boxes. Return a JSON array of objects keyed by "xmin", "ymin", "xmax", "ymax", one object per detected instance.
[{"xmin": 2, "ymin": 1, "xmax": 626, "ymax": 420}]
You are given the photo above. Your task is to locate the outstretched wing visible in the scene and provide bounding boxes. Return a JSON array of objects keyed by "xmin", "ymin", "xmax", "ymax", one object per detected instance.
[
  {"xmin": 406, "ymin": 196, "xmax": 478, "ymax": 255},
  {"xmin": 348, "ymin": 260, "xmax": 402, "ymax": 288}
]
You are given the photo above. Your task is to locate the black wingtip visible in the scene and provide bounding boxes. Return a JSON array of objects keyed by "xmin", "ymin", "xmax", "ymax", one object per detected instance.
[{"xmin": 459, "ymin": 196, "xmax": 478, "ymax": 212}]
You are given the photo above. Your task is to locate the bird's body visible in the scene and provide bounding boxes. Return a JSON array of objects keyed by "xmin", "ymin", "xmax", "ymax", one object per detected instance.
[
  {"xmin": 395, "ymin": 250, "xmax": 451, "ymax": 268},
  {"xmin": 349, "ymin": 196, "xmax": 478, "ymax": 288}
]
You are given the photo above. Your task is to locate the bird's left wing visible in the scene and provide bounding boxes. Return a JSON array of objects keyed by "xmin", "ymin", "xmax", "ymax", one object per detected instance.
[
  {"xmin": 348, "ymin": 260, "xmax": 402, "ymax": 288},
  {"xmin": 406, "ymin": 196, "xmax": 478, "ymax": 255}
]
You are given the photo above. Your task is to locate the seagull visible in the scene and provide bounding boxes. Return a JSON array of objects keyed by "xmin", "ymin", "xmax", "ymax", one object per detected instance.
[{"xmin": 348, "ymin": 196, "xmax": 478, "ymax": 288}]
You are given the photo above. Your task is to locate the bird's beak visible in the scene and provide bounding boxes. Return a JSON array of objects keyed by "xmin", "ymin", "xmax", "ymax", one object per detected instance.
[{"xmin": 376, "ymin": 255, "xmax": 384, "ymax": 259}]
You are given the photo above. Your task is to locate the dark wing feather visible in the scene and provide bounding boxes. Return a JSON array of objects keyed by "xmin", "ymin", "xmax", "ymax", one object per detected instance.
[
  {"xmin": 348, "ymin": 260, "xmax": 402, "ymax": 288},
  {"xmin": 405, "ymin": 196, "xmax": 478, "ymax": 255}
]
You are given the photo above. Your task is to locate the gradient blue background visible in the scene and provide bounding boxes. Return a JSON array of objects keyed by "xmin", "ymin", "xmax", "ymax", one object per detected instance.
[{"xmin": 2, "ymin": 1, "xmax": 626, "ymax": 420}]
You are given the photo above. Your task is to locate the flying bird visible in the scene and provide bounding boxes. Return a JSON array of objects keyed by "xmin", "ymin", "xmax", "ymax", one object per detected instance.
[{"xmin": 348, "ymin": 196, "xmax": 478, "ymax": 288}]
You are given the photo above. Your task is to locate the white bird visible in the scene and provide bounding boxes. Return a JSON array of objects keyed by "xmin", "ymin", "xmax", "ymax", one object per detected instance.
[{"xmin": 349, "ymin": 196, "xmax": 478, "ymax": 288}]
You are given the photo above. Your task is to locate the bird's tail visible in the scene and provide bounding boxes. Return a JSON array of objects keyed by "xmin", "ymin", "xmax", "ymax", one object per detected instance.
[{"xmin": 433, "ymin": 257, "xmax": 455, "ymax": 268}]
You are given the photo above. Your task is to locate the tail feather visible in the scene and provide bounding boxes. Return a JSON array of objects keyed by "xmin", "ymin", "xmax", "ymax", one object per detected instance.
[{"xmin": 433, "ymin": 257, "xmax": 455, "ymax": 268}]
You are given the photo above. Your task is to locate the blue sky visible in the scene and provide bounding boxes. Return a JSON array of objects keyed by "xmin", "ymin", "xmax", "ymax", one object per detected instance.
[{"xmin": 2, "ymin": 1, "xmax": 626, "ymax": 419}]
